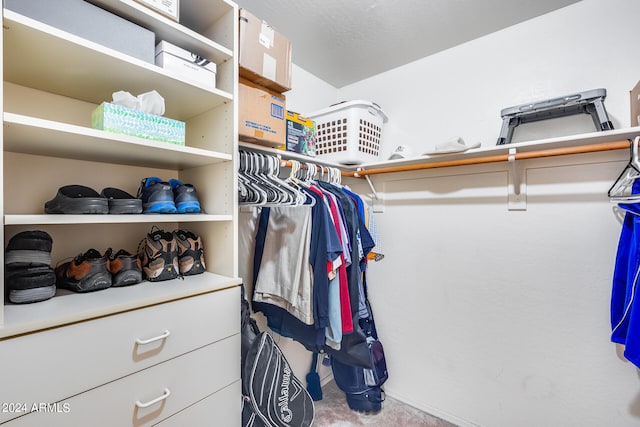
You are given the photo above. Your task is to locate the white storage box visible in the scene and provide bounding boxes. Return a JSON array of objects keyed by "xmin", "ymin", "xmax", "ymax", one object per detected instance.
[
  {"xmin": 308, "ymin": 101, "xmax": 388, "ymax": 165},
  {"xmin": 5, "ymin": 0, "xmax": 155, "ymax": 64},
  {"xmin": 155, "ymin": 41, "xmax": 216, "ymax": 89}
]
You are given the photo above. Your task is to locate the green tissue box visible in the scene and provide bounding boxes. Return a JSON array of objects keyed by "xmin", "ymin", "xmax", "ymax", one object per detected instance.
[{"xmin": 92, "ymin": 102, "xmax": 185, "ymax": 145}]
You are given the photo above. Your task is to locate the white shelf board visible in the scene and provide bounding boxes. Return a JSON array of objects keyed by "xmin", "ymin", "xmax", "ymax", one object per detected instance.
[
  {"xmin": 4, "ymin": 113, "xmax": 231, "ymax": 169},
  {"xmin": 357, "ymin": 127, "xmax": 640, "ymax": 171},
  {"xmin": 0, "ymin": 273, "xmax": 242, "ymax": 339},
  {"xmin": 3, "ymin": 10, "xmax": 232, "ymax": 121},
  {"xmin": 89, "ymin": 0, "xmax": 234, "ymax": 61},
  {"xmin": 241, "ymin": 128, "xmax": 640, "ymax": 174},
  {"xmin": 4, "ymin": 214, "xmax": 233, "ymax": 226}
]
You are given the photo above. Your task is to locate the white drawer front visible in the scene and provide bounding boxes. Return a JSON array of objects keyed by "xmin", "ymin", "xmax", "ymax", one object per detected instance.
[
  {"xmin": 0, "ymin": 286, "xmax": 239, "ymax": 424},
  {"xmin": 4, "ymin": 334, "xmax": 240, "ymax": 427},
  {"xmin": 155, "ymin": 381, "xmax": 241, "ymax": 426}
]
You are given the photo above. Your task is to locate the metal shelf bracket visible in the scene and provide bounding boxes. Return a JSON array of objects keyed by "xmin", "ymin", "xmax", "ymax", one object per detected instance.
[{"xmin": 508, "ymin": 148, "xmax": 527, "ymax": 210}]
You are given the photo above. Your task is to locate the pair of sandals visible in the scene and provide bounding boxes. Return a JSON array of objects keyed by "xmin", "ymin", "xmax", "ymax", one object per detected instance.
[{"xmin": 44, "ymin": 185, "xmax": 142, "ymax": 214}]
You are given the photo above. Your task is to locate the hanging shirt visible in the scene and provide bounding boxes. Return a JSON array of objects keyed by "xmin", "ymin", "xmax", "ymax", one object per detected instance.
[
  {"xmin": 253, "ymin": 206, "xmax": 314, "ymax": 324},
  {"xmin": 611, "ymin": 180, "xmax": 640, "ymax": 368},
  {"xmin": 252, "ymin": 189, "xmax": 342, "ymax": 351}
]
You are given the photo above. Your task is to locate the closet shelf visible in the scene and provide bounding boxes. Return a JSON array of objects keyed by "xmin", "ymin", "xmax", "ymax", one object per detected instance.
[
  {"xmin": 4, "ymin": 214, "xmax": 233, "ymax": 226},
  {"xmin": 3, "ymin": 10, "xmax": 233, "ymax": 120},
  {"xmin": 347, "ymin": 127, "xmax": 640, "ymax": 177},
  {"xmin": 243, "ymin": 127, "xmax": 640, "ymax": 177},
  {"xmin": 89, "ymin": 0, "xmax": 234, "ymax": 62},
  {"xmin": 4, "ymin": 113, "xmax": 231, "ymax": 169},
  {"xmin": 0, "ymin": 272, "xmax": 242, "ymax": 339}
]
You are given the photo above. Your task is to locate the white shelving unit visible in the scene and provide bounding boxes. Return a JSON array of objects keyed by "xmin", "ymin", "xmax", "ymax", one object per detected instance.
[{"xmin": 1, "ymin": 1, "xmax": 241, "ymax": 425}]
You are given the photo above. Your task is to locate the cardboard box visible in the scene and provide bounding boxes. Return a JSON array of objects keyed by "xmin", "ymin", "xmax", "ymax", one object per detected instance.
[
  {"xmin": 239, "ymin": 79, "xmax": 286, "ymax": 147},
  {"xmin": 92, "ymin": 102, "xmax": 185, "ymax": 145},
  {"xmin": 631, "ymin": 81, "xmax": 640, "ymax": 127},
  {"xmin": 134, "ymin": 0, "xmax": 179, "ymax": 22},
  {"xmin": 155, "ymin": 41, "xmax": 217, "ymax": 89},
  {"xmin": 286, "ymin": 111, "xmax": 316, "ymax": 156},
  {"xmin": 5, "ymin": 0, "xmax": 155, "ymax": 64},
  {"xmin": 239, "ymin": 8, "xmax": 292, "ymax": 93}
]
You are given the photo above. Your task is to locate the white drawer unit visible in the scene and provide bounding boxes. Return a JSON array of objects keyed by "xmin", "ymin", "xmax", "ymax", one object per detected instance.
[
  {"xmin": 155, "ymin": 381, "xmax": 242, "ymax": 426},
  {"xmin": 3, "ymin": 334, "xmax": 241, "ymax": 426},
  {"xmin": 0, "ymin": 287, "xmax": 240, "ymax": 424}
]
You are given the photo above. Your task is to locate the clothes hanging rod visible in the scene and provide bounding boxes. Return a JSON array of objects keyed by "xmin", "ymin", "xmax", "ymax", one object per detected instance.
[
  {"xmin": 346, "ymin": 140, "xmax": 631, "ymax": 177},
  {"xmin": 279, "ymin": 159, "xmax": 352, "ymax": 176}
]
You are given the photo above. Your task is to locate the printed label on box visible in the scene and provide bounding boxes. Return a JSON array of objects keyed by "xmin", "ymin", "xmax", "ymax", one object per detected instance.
[
  {"xmin": 271, "ymin": 102, "xmax": 284, "ymax": 120},
  {"xmin": 263, "ymin": 54, "xmax": 277, "ymax": 82},
  {"xmin": 135, "ymin": 0, "xmax": 179, "ymax": 20},
  {"xmin": 259, "ymin": 21, "xmax": 274, "ymax": 48}
]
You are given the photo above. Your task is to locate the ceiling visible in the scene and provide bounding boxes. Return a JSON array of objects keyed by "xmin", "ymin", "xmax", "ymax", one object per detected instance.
[{"xmin": 234, "ymin": 0, "xmax": 582, "ymax": 88}]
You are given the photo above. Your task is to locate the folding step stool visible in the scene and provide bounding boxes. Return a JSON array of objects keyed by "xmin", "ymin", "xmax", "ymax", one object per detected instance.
[{"xmin": 496, "ymin": 88, "xmax": 614, "ymax": 145}]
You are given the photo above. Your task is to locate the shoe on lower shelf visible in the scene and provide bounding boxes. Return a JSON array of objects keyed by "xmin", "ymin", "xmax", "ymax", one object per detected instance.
[
  {"xmin": 138, "ymin": 226, "xmax": 179, "ymax": 282},
  {"xmin": 55, "ymin": 248, "xmax": 112, "ymax": 292},
  {"xmin": 106, "ymin": 248, "xmax": 143, "ymax": 287},
  {"xmin": 137, "ymin": 177, "xmax": 177, "ymax": 214},
  {"xmin": 5, "ymin": 230, "xmax": 53, "ymax": 267},
  {"xmin": 168, "ymin": 179, "xmax": 201, "ymax": 214},
  {"xmin": 5, "ymin": 265, "xmax": 57, "ymax": 304},
  {"xmin": 174, "ymin": 229, "xmax": 206, "ymax": 276},
  {"xmin": 5, "ymin": 266, "xmax": 56, "ymax": 304},
  {"xmin": 100, "ymin": 187, "xmax": 143, "ymax": 214},
  {"xmin": 44, "ymin": 185, "xmax": 109, "ymax": 214},
  {"xmin": 8, "ymin": 285, "xmax": 56, "ymax": 304}
]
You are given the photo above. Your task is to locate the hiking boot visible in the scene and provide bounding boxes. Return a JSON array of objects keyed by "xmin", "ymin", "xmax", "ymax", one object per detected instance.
[
  {"xmin": 101, "ymin": 187, "xmax": 143, "ymax": 214},
  {"xmin": 137, "ymin": 177, "xmax": 177, "ymax": 214},
  {"xmin": 168, "ymin": 179, "xmax": 201, "ymax": 213},
  {"xmin": 45, "ymin": 185, "xmax": 109, "ymax": 214},
  {"xmin": 106, "ymin": 248, "xmax": 143, "ymax": 287},
  {"xmin": 174, "ymin": 229, "xmax": 206, "ymax": 276},
  {"xmin": 55, "ymin": 248, "xmax": 112, "ymax": 292},
  {"xmin": 5, "ymin": 230, "xmax": 53, "ymax": 267},
  {"xmin": 138, "ymin": 227, "xmax": 179, "ymax": 281}
]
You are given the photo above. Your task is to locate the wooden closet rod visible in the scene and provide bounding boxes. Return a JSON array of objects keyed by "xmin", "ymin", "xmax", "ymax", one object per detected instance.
[
  {"xmin": 276, "ymin": 140, "xmax": 629, "ymax": 178},
  {"xmin": 346, "ymin": 140, "xmax": 631, "ymax": 177}
]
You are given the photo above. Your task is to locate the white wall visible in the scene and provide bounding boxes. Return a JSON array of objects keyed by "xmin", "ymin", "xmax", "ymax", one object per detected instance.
[
  {"xmin": 339, "ymin": 0, "xmax": 639, "ymax": 159},
  {"xmin": 285, "ymin": 64, "xmax": 339, "ymax": 115},
  {"xmin": 333, "ymin": 0, "xmax": 640, "ymax": 426}
]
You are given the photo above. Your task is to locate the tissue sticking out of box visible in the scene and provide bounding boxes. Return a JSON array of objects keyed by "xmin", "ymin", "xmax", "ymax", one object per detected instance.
[{"xmin": 112, "ymin": 90, "xmax": 165, "ymax": 116}]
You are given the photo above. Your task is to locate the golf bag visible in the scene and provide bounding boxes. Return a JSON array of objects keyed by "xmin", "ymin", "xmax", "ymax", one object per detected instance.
[
  {"xmin": 241, "ymin": 286, "xmax": 315, "ymax": 427},
  {"xmin": 331, "ymin": 274, "xmax": 388, "ymax": 413}
]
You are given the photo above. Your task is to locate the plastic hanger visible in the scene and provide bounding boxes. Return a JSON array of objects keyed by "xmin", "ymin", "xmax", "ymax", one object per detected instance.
[{"xmin": 609, "ymin": 136, "xmax": 640, "ymax": 204}]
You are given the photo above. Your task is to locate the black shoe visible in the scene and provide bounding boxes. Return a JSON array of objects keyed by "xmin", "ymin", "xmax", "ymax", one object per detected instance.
[
  {"xmin": 5, "ymin": 230, "xmax": 53, "ymax": 267},
  {"xmin": 55, "ymin": 249, "xmax": 112, "ymax": 292},
  {"xmin": 100, "ymin": 188, "xmax": 143, "ymax": 214},
  {"xmin": 5, "ymin": 266, "xmax": 56, "ymax": 304},
  {"xmin": 106, "ymin": 248, "xmax": 143, "ymax": 286},
  {"xmin": 45, "ymin": 185, "xmax": 108, "ymax": 214},
  {"xmin": 169, "ymin": 179, "xmax": 201, "ymax": 213},
  {"xmin": 137, "ymin": 177, "xmax": 177, "ymax": 214}
]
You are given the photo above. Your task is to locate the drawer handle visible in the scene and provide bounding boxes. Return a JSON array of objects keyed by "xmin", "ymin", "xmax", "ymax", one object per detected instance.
[
  {"xmin": 135, "ymin": 330, "xmax": 171, "ymax": 345},
  {"xmin": 135, "ymin": 388, "xmax": 171, "ymax": 408}
]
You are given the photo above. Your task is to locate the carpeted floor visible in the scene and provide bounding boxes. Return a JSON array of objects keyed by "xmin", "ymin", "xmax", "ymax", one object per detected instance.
[{"xmin": 313, "ymin": 381, "xmax": 458, "ymax": 427}]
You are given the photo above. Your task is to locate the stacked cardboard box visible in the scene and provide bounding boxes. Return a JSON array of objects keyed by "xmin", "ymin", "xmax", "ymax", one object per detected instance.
[{"xmin": 238, "ymin": 9, "xmax": 292, "ymax": 148}]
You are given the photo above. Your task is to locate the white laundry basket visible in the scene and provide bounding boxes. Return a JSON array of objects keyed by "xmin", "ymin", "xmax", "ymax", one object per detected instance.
[{"xmin": 307, "ymin": 100, "xmax": 388, "ymax": 165}]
